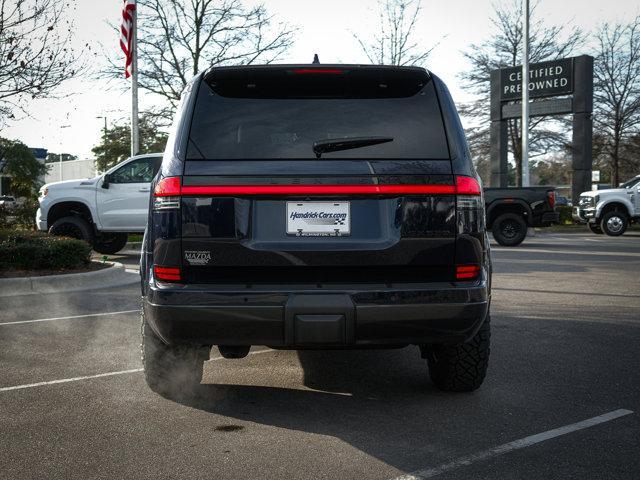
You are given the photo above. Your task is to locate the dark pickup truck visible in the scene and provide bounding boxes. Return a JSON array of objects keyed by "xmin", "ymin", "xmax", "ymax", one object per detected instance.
[{"xmin": 485, "ymin": 187, "xmax": 559, "ymax": 246}]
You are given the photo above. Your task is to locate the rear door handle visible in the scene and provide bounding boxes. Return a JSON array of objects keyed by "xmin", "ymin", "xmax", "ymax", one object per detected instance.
[{"xmin": 139, "ymin": 187, "xmax": 150, "ymax": 192}]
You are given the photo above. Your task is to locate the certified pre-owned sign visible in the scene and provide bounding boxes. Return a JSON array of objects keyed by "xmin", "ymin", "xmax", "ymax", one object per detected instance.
[{"xmin": 500, "ymin": 58, "xmax": 573, "ymax": 101}]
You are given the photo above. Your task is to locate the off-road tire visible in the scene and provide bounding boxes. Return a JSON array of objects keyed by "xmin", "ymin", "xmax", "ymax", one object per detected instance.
[
  {"xmin": 600, "ymin": 211, "xmax": 628, "ymax": 236},
  {"xmin": 424, "ymin": 315, "xmax": 491, "ymax": 392},
  {"xmin": 93, "ymin": 232, "xmax": 128, "ymax": 254},
  {"xmin": 492, "ymin": 213, "xmax": 527, "ymax": 246},
  {"xmin": 49, "ymin": 216, "xmax": 94, "ymax": 245},
  {"xmin": 587, "ymin": 223, "xmax": 604, "ymax": 234},
  {"xmin": 141, "ymin": 305, "xmax": 210, "ymax": 397}
]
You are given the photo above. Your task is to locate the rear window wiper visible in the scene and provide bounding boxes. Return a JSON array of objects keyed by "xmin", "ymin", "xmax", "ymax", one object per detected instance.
[{"xmin": 312, "ymin": 136, "xmax": 394, "ymax": 158}]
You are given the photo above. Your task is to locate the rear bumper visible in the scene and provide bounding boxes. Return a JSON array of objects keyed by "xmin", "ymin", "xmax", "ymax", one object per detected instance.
[
  {"xmin": 540, "ymin": 211, "xmax": 560, "ymax": 225},
  {"xmin": 144, "ymin": 277, "xmax": 490, "ymax": 348},
  {"xmin": 529, "ymin": 211, "xmax": 560, "ymax": 227}
]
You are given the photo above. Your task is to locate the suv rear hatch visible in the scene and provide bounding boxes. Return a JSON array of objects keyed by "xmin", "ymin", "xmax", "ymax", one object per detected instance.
[{"xmin": 156, "ymin": 66, "xmax": 476, "ymax": 285}]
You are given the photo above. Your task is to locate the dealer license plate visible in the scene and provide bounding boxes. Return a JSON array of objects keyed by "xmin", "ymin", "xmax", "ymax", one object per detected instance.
[{"xmin": 286, "ymin": 201, "xmax": 351, "ymax": 236}]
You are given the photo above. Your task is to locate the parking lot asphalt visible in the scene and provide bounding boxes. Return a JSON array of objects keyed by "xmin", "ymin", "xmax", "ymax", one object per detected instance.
[{"xmin": 1, "ymin": 232, "xmax": 639, "ymax": 480}]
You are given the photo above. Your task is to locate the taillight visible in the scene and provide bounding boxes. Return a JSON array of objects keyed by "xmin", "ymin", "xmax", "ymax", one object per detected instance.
[
  {"xmin": 455, "ymin": 176, "xmax": 481, "ymax": 195},
  {"xmin": 153, "ymin": 176, "xmax": 181, "ymax": 210},
  {"xmin": 154, "ymin": 265, "xmax": 181, "ymax": 282},
  {"xmin": 547, "ymin": 190, "xmax": 556, "ymax": 209},
  {"xmin": 456, "ymin": 176, "xmax": 485, "ymax": 234},
  {"xmin": 456, "ymin": 264, "xmax": 481, "ymax": 280}
]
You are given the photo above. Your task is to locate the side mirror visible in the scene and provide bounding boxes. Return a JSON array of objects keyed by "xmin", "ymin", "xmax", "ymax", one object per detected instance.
[{"xmin": 102, "ymin": 174, "xmax": 111, "ymax": 189}]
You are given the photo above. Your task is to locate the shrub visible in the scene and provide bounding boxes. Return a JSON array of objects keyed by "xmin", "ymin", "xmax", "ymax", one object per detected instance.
[
  {"xmin": 0, "ymin": 229, "xmax": 92, "ymax": 271},
  {"xmin": 0, "ymin": 199, "xmax": 39, "ymax": 230},
  {"xmin": 556, "ymin": 206, "xmax": 574, "ymax": 225}
]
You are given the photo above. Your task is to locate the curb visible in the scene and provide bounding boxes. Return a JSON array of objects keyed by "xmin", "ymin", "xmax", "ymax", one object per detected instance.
[{"xmin": 0, "ymin": 262, "xmax": 139, "ymax": 297}]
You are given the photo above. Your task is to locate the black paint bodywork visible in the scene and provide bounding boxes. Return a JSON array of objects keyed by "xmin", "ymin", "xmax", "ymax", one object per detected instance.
[
  {"xmin": 141, "ymin": 65, "xmax": 491, "ymax": 349},
  {"xmin": 484, "ymin": 186, "xmax": 560, "ymax": 228}
]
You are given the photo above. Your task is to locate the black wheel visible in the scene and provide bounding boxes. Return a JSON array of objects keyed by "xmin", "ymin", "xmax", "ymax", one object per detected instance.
[
  {"xmin": 141, "ymin": 306, "xmax": 210, "ymax": 397},
  {"xmin": 423, "ymin": 315, "xmax": 491, "ymax": 392},
  {"xmin": 587, "ymin": 223, "xmax": 604, "ymax": 234},
  {"xmin": 49, "ymin": 216, "xmax": 94, "ymax": 245},
  {"xmin": 600, "ymin": 211, "xmax": 628, "ymax": 236},
  {"xmin": 491, "ymin": 213, "xmax": 527, "ymax": 246},
  {"xmin": 93, "ymin": 232, "xmax": 128, "ymax": 254}
]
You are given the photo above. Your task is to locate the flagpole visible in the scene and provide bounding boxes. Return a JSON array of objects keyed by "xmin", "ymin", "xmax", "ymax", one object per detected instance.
[
  {"xmin": 521, "ymin": 0, "xmax": 530, "ymax": 187},
  {"xmin": 131, "ymin": 2, "xmax": 139, "ymax": 157}
]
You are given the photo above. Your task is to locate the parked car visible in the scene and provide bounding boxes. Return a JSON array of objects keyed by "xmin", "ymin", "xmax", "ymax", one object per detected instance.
[
  {"xmin": 36, "ymin": 153, "xmax": 162, "ymax": 254},
  {"xmin": 555, "ymin": 195, "xmax": 571, "ymax": 207},
  {"xmin": 573, "ymin": 174, "xmax": 640, "ymax": 236},
  {"xmin": 484, "ymin": 187, "xmax": 559, "ymax": 246},
  {"xmin": 141, "ymin": 64, "xmax": 492, "ymax": 396}
]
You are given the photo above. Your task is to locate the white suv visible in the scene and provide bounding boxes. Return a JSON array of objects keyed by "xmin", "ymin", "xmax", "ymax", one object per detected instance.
[
  {"xmin": 573, "ymin": 175, "xmax": 640, "ymax": 236},
  {"xmin": 37, "ymin": 153, "xmax": 162, "ymax": 254}
]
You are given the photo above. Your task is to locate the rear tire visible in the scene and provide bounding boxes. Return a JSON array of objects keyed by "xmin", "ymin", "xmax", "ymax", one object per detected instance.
[
  {"xmin": 492, "ymin": 213, "xmax": 527, "ymax": 246},
  {"xmin": 587, "ymin": 223, "xmax": 604, "ymax": 234},
  {"xmin": 93, "ymin": 232, "xmax": 128, "ymax": 254},
  {"xmin": 49, "ymin": 216, "xmax": 94, "ymax": 245},
  {"xmin": 423, "ymin": 315, "xmax": 491, "ymax": 392},
  {"xmin": 141, "ymin": 306, "xmax": 210, "ymax": 397},
  {"xmin": 600, "ymin": 211, "xmax": 628, "ymax": 236}
]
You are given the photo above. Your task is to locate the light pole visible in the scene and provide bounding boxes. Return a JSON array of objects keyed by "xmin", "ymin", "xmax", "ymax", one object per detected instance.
[
  {"xmin": 521, "ymin": 0, "xmax": 530, "ymax": 187},
  {"xmin": 96, "ymin": 116, "xmax": 108, "ymax": 141},
  {"xmin": 58, "ymin": 125, "xmax": 71, "ymax": 181}
]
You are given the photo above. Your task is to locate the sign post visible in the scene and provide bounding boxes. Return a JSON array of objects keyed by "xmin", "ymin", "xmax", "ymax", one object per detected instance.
[{"xmin": 521, "ymin": 0, "xmax": 530, "ymax": 187}]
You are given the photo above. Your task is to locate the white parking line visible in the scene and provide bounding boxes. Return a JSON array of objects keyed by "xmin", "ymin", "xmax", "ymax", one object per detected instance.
[
  {"xmin": 492, "ymin": 247, "xmax": 640, "ymax": 257},
  {"xmin": 391, "ymin": 409, "xmax": 634, "ymax": 480},
  {"xmin": 0, "ymin": 310, "xmax": 139, "ymax": 326},
  {"xmin": 0, "ymin": 349, "xmax": 273, "ymax": 393},
  {"xmin": 0, "ymin": 369, "xmax": 144, "ymax": 392}
]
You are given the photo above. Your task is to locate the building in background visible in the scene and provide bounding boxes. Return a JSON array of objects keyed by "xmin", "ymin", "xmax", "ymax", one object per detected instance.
[{"xmin": 44, "ymin": 158, "xmax": 97, "ymax": 184}]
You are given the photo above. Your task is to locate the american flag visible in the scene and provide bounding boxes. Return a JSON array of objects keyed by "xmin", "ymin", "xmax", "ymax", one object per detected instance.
[{"xmin": 120, "ymin": 0, "xmax": 136, "ymax": 78}]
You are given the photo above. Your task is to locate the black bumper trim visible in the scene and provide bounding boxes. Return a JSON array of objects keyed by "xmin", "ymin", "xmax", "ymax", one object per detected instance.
[{"xmin": 144, "ymin": 281, "xmax": 490, "ymax": 347}]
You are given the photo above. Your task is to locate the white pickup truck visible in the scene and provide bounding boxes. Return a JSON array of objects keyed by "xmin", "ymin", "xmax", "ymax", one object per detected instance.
[
  {"xmin": 37, "ymin": 154, "xmax": 162, "ymax": 254},
  {"xmin": 572, "ymin": 174, "xmax": 640, "ymax": 236}
]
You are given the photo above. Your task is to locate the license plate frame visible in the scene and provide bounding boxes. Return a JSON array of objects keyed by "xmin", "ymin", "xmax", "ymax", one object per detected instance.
[{"xmin": 286, "ymin": 201, "xmax": 351, "ymax": 237}]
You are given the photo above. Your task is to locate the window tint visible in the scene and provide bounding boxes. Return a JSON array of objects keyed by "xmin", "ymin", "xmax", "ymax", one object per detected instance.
[
  {"xmin": 188, "ymin": 79, "xmax": 449, "ymax": 160},
  {"xmin": 110, "ymin": 157, "xmax": 158, "ymax": 184}
]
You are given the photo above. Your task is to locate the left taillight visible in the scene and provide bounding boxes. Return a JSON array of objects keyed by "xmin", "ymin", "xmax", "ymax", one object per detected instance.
[
  {"xmin": 154, "ymin": 265, "xmax": 181, "ymax": 282},
  {"xmin": 456, "ymin": 264, "xmax": 481, "ymax": 280},
  {"xmin": 153, "ymin": 176, "xmax": 181, "ymax": 210}
]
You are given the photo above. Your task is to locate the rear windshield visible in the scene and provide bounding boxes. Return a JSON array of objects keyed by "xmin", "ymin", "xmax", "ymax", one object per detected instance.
[{"xmin": 187, "ymin": 68, "xmax": 450, "ymax": 160}]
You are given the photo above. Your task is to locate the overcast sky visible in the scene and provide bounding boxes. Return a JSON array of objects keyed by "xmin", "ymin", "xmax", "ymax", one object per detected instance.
[{"xmin": 1, "ymin": 0, "xmax": 638, "ymax": 158}]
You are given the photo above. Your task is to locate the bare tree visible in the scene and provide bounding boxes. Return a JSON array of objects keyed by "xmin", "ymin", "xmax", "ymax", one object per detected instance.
[
  {"xmin": 106, "ymin": 0, "xmax": 296, "ymax": 119},
  {"xmin": 593, "ymin": 16, "xmax": 640, "ymax": 187},
  {"xmin": 459, "ymin": 0, "xmax": 585, "ymax": 186},
  {"xmin": 0, "ymin": 0, "xmax": 81, "ymax": 124},
  {"xmin": 354, "ymin": 0, "xmax": 437, "ymax": 66}
]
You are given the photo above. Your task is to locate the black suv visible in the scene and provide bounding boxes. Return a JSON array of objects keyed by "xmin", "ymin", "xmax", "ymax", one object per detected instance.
[{"xmin": 141, "ymin": 65, "xmax": 491, "ymax": 395}]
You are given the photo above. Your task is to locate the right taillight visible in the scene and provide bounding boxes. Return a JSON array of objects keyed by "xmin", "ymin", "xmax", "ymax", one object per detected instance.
[
  {"xmin": 455, "ymin": 176, "xmax": 485, "ymax": 234},
  {"xmin": 153, "ymin": 176, "xmax": 181, "ymax": 210}
]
